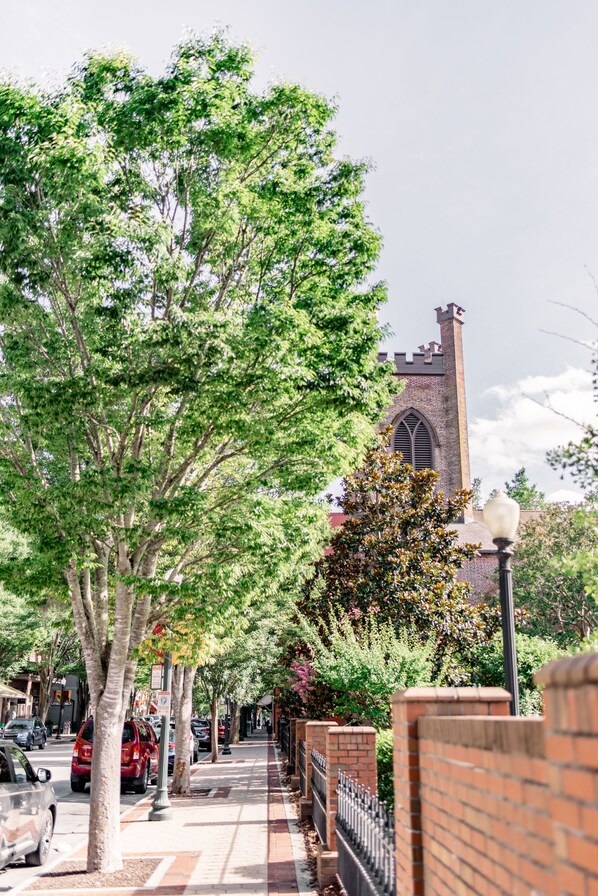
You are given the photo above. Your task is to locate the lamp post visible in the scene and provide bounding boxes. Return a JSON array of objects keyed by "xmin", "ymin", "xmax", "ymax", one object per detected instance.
[
  {"xmin": 149, "ymin": 651, "xmax": 172, "ymax": 821},
  {"xmin": 483, "ymin": 490, "xmax": 521, "ymax": 716},
  {"xmin": 55, "ymin": 677, "xmax": 67, "ymax": 740},
  {"xmin": 222, "ymin": 696, "xmax": 231, "ymax": 756}
]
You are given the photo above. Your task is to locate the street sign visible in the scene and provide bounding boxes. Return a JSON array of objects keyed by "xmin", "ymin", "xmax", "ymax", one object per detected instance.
[
  {"xmin": 156, "ymin": 690, "xmax": 171, "ymax": 718},
  {"xmin": 151, "ymin": 664, "xmax": 164, "ymax": 690}
]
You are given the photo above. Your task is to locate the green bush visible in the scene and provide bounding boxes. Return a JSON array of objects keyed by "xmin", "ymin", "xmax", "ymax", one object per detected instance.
[
  {"xmin": 376, "ymin": 729, "xmax": 394, "ymax": 809},
  {"xmin": 471, "ymin": 632, "xmax": 563, "ymax": 714},
  {"xmin": 306, "ymin": 616, "xmax": 436, "ymax": 728}
]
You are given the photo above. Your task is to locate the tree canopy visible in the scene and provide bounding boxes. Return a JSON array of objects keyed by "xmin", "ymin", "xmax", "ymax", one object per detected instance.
[{"xmin": 0, "ymin": 34, "xmax": 391, "ymax": 871}]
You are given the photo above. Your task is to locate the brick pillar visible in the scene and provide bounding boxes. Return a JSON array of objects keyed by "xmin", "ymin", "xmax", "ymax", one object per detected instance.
[
  {"xmin": 292, "ymin": 719, "xmax": 308, "ymax": 793},
  {"xmin": 392, "ymin": 687, "xmax": 510, "ymax": 896},
  {"xmin": 287, "ymin": 718, "xmax": 297, "ymax": 774},
  {"xmin": 316, "ymin": 726, "xmax": 377, "ymax": 887},
  {"xmin": 537, "ymin": 653, "xmax": 598, "ymax": 896},
  {"xmin": 435, "ymin": 303, "xmax": 472, "ymax": 518},
  {"xmin": 273, "ymin": 702, "xmax": 281, "ymax": 740},
  {"xmin": 304, "ymin": 721, "xmax": 337, "ymax": 803}
]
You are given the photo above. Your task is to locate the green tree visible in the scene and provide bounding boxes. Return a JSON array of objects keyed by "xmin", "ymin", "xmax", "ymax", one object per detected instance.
[
  {"xmin": 503, "ymin": 467, "xmax": 545, "ymax": 509},
  {"xmin": 0, "ymin": 36, "xmax": 391, "ymax": 871},
  {"xmin": 512, "ymin": 500, "xmax": 597, "ymax": 642},
  {"xmin": 301, "ymin": 434, "xmax": 497, "ymax": 665}
]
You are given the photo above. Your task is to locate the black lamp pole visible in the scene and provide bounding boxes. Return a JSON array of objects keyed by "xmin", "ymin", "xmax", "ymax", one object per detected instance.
[
  {"xmin": 494, "ymin": 537, "xmax": 520, "ymax": 716},
  {"xmin": 149, "ymin": 652, "xmax": 172, "ymax": 821},
  {"xmin": 222, "ymin": 696, "xmax": 231, "ymax": 755},
  {"xmin": 55, "ymin": 679, "xmax": 66, "ymax": 740}
]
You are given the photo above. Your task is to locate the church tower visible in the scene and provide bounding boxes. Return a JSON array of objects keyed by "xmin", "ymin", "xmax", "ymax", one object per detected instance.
[{"xmin": 379, "ymin": 303, "xmax": 473, "ymax": 519}]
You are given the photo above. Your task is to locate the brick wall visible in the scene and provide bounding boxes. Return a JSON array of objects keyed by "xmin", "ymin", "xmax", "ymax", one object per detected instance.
[
  {"xmin": 538, "ymin": 653, "xmax": 598, "ymax": 895},
  {"xmin": 419, "ymin": 716, "xmax": 552, "ymax": 895},
  {"xmin": 325, "ymin": 726, "xmax": 377, "ymax": 853},
  {"xmin": 392, "ymin": 687, "xmax": 511, "ymax": 896},
  {"xmin": 392, "ymin": 659, "xmax": 598, "ymax": 896},
  {"xmin": 304, "ymin": 720, "xmax": 337, "ymax": 802}
]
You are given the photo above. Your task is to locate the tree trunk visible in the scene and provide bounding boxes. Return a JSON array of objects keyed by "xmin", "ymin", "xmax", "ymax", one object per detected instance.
[
  {"xmin": 37, "ymin": 662, "xmax": 54, "ymax": 723},
  {"xmin": 86, "ymin": 692, "xmax": 128, "ymax": 873},
  {"xmin": 230, "ymin": 700, "xmax": 239, "ymax": 745},
  {"xmin": 210, "ymin": 693, "xmax": 219, "ymax": 763},
  {"xmin": 172, "ymin": 665, "xmax": 197, "ymax": 795}
]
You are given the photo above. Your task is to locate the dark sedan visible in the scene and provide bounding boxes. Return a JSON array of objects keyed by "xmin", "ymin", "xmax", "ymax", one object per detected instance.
[
  {"xmin": 0, "ymin": 743, "xmax": 56, "ymax": 869},
  {"xmin": 1, "ymin": 718, "xmax": 47, "ymax": 752}
]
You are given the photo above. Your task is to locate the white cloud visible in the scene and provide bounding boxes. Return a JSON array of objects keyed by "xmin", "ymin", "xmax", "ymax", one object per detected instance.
[
  {"xmin": 470, "ymin": 365, "xmax": 595, "ymax": 497},
  {"xmin": 546, "ymin": 489, "xmax": 585, "ymax": 504}
]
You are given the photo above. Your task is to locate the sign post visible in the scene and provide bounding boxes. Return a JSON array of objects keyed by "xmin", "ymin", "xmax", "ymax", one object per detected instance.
[{"xmin": 150, "ymin": 664, "xmax": 164, "ymax": 690}]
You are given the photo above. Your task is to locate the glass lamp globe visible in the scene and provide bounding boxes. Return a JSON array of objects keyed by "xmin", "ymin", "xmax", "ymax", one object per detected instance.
[{"xmin": 483, "ymin": 490, "xmax": 520, "ymax": 541}]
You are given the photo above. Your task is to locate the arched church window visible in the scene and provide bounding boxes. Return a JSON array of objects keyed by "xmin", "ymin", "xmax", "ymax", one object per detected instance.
[{"xmin": 392, "ymin": 411, "xmax": 434, "ymax": 470}]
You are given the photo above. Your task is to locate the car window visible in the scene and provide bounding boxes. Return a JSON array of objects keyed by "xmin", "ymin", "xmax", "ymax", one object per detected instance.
[
  {"xmin": 6, "ymin": 720, "xmax": 32, "ymax": 731},
  {"xmin": 34, "ymin": 720, "xmax": 42, "ymax": 729},
  {"xmin": 122, "ymin": 723, "xmax": 135, "ymax": 744},
  {"xmin": 80, "ymin": 719, "xmax": 94, "ymax": 742},
  {"xmin": 138, "ymin": 723, "xmax": 149, "ymax": 743},
  {"xmin": 0, "ymin": 750, "xmax": 11, "ymax": 784},
  {"xmin": 9, "ymin": 747, "xmax": 35, "ymax": 784}
]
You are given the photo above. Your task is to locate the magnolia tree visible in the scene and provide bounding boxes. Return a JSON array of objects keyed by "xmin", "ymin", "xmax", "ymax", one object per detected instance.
[{"xmin": 0, "ymin": 36, "xmax": 390, "ymax": 871}]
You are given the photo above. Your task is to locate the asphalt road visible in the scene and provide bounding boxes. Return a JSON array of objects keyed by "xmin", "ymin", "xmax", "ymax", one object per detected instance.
[{"xmin": 0, "ymin": 738, "xmax": 155, "ymax": 893}]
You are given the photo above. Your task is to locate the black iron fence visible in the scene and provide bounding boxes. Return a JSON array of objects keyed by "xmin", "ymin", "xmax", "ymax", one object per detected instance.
[
  {"xmin": 336, "ymin": 771, "xmax": 396, "ymax": 896},
  {"xmin": 311, "ymin": 747, "xmax": 327, "ymax": 847},
  {"xmin": 299, "ymin": 740, "xmax": 307, "ymax": 798},
  {"xmin": 279, "ymin": 719, "xmax": 290, "ymax": 758}
]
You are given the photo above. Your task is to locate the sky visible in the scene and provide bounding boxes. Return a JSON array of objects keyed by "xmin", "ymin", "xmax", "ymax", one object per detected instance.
[{"xmin": 0, "ymin": 0, "xmax": 596, "ymax": 500}]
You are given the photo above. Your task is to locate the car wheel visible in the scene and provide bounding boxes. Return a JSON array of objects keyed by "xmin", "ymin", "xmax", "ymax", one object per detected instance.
[
  {"xmin": 133, "ymin": 763, "xmax": 149, "ymax": 794},
  {"xmin": 25, "ymin": 811, "xmax": 54, "ymax": 866},
  {"xmin": 70, "ymin": 777, "xmax": 86, "ymax": 793},
  {"xmin": 39, "ymin": 736, "xmax": 46, "ymax": 750},
  {"xmin": 25, "ymin": 737, "xmax": 33, "ymax": 752}
]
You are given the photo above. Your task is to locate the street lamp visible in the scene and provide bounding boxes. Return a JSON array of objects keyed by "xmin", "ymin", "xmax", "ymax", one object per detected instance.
[
  {"xmin": 222, "ymin": 696, "xmax": 231, "ymax": 756},
  {"xmin": 55, "ymin": 677, "xmax": 67, "ymax": 740},
  {"xmin": 483, "ymin": 490, "xmax": 521, "ymax": 716}
]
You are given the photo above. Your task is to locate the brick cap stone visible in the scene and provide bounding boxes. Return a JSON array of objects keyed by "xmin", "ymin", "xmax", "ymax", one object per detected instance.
[
  {"xmin": 306, "ymin": 720, "xmax": 339, "ymax": 728},
  {"xmin": 419, "ymin": 715, "xmax": 545, "ymax": 758},
  {"xmin": 327, "ymin": 725, "xmax": 377, "ymax": 736},
  {"xmin": 535, "ymin": 651, "xmax": 598, "ymax": 687},
  {"xmin": 392, "ymin": 686, "xmax": 511, "ymax": 704}
]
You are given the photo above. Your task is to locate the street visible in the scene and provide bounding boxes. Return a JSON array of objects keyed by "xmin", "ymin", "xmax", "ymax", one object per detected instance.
[{"xmin": 0, "ymin": 738, "xmax": 156, "ymax": 893}]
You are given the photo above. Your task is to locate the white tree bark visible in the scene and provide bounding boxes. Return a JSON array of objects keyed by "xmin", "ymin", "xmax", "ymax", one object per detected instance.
[{"xmin": 172, "ymin": 665, "xmax": 197, "ymax": 795}]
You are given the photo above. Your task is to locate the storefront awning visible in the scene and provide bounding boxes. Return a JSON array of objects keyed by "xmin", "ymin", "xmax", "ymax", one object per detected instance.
[
  {"xmin": 256, "ymin": 694, "xmax": 272, "ymax": 707},
  {"xmin": 0, "ymin": 683, "xmax": 26, "ymax": 699}
]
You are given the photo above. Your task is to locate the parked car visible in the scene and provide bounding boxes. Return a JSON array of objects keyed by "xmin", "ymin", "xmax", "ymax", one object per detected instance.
[
  {"xmin": 191, "ymin": 718, "xmax": 211, "ymax": 750},
  {"xmin": 1, "ymin": 718, "xmax": 47, "ymax": 751},
  {"xmin": 163, "ymin": 727, "xmax": 196, "ymax": 773},
  {"xmin": 0, "ymin": 743, "xmax": 56, "ymax": 869},
  {"xmin": 70, "ymin": 719, "xmax": 159, "ymax": 794},
  {"xmin": 190, "ymin": 718, "xmax": 225, "ymax": 750}
]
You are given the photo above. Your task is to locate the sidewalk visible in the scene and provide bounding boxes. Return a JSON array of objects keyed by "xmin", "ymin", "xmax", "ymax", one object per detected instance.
[{"xmin": 20, "ymin": 732, "xmax": 314, "ymax": 896}]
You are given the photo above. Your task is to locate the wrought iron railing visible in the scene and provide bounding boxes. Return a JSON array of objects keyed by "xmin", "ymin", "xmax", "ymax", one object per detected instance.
[
  {"xmin": 299, "ymin": 740, "xmax": 307, "ymax": 798},
  {"xmin": 336, "ymin": 771, "xmax": 396, "ymax": 896},
  {"xmin": 279, "ymin": 720, "xmax": 290, "ymax": 758},
  {"xmin": 311, "ymin": 747, "xmax": 327, "ymax": 847}
]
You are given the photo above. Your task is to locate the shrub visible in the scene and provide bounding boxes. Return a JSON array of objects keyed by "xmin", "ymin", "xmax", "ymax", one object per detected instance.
[
  {"xmin": 471, "ymin": 632, "xmax": 563, "ymax": 714},
  {"xmin": 376, "ymin": 729, "xmax": 394, "ymax": 809}
]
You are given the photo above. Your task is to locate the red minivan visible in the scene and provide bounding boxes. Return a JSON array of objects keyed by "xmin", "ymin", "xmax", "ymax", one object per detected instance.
[{"xmin": 71, "ymin": 719, "xmax": 158, "ymax": 794}]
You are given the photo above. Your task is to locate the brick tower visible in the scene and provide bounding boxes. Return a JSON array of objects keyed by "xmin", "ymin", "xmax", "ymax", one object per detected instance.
[{"xmin": 379, "ymin": 303, "xmax": 473, "ymax": 520}]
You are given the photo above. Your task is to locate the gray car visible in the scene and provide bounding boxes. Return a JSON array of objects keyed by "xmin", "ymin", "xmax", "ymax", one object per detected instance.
[
  {"xmin": 0, "ymin": 743, "xmax": 56, "ymax": 869},
  {"xmin": 1, "ymin": 717, "xmax": 47, "ymax": 751}
]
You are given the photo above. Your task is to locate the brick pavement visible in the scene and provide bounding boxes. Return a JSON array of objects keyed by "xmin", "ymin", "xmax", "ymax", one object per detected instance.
[{"xmin": 20, "ymin": 731, "xmax": 312, "ymax": 896}]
